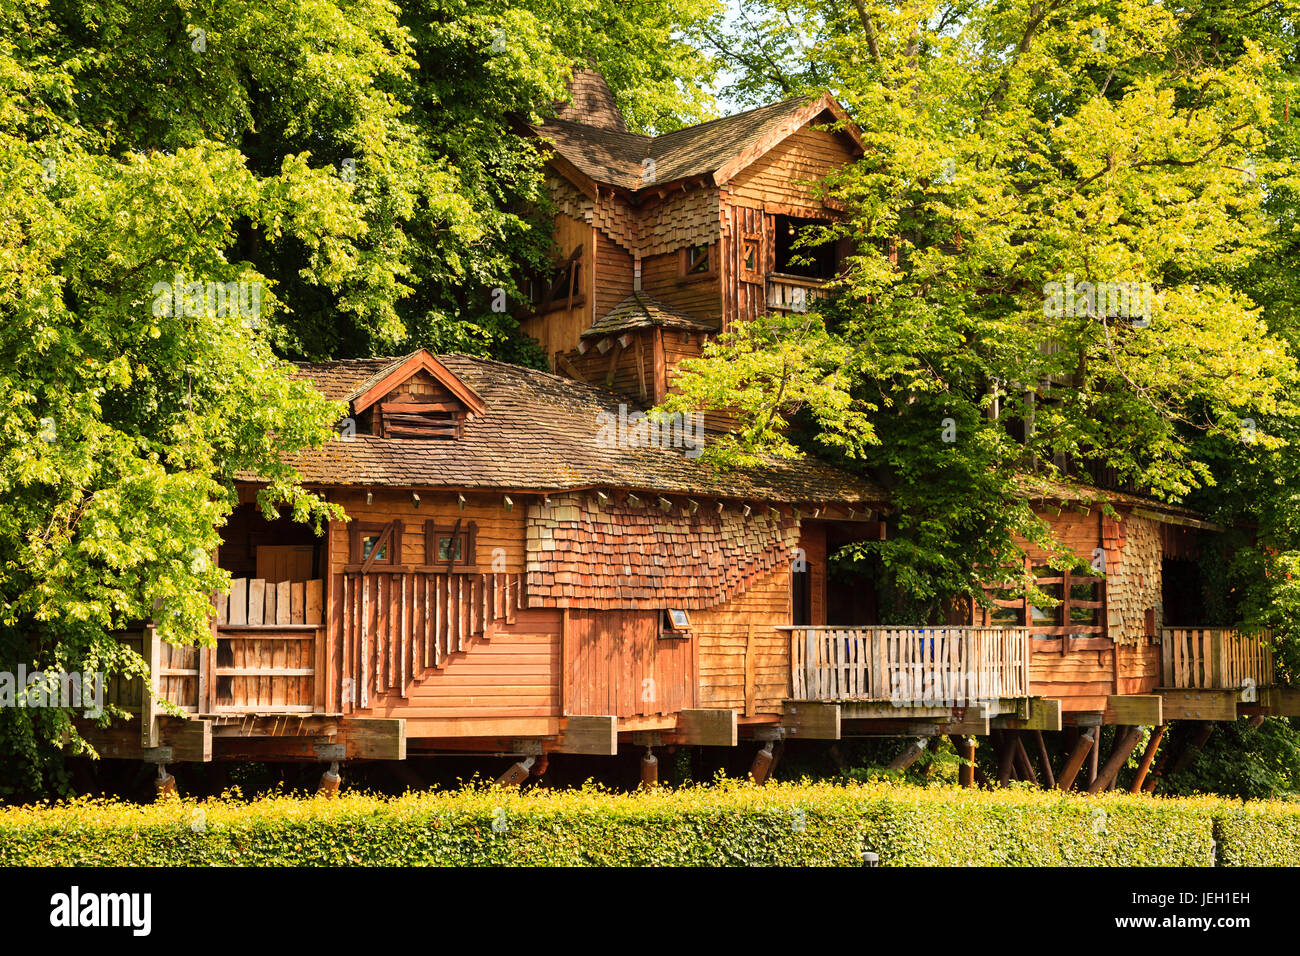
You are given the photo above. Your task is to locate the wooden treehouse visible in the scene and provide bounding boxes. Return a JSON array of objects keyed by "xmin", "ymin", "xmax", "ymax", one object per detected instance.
[{"xmin": 88, "ymin": 71, "xmax": 1296, "ymax": 793}]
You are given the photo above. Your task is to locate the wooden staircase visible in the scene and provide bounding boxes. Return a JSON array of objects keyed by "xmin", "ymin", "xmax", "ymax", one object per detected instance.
[{"xmin": 340, "ymin": 570, "xmax": 524, "ymax": 711}]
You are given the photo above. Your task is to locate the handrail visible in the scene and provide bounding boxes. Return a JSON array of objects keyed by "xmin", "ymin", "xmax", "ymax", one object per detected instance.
[{"xmin": 788, "ymin": 626, "xmax": 1031, "ymax": 705}]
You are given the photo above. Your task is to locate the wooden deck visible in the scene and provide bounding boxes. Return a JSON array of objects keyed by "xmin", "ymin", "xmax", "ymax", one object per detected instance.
[
  {"xmin": 784, "ymin": 626, "xmax": 1031, "ymax": 705},
  {"xmin": 1161, "ymin": 627, "xmax": 1274, "ymax": 691}
]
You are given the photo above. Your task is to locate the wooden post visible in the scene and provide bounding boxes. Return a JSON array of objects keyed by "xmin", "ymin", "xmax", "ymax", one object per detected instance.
[
  {"xmin": 1087, "ymin": 724, "xmax": 1100, "ymax": 789},
  {"xmin": 495, "ymin": 758, "xmax": 534, "ymax": 789},
  {"xmin": 1087, "ymin": 725, "xmax": 1143, "ymax": 794},
  {"xmin": 886, "ymin": 737, "xmax": 928, "ymax": 771},
  {"xmin": 950, "ymin": 734, "xmax": 976, "ymax": 788},
  {"xmin": 995, "ymin": 730, "xmax": 1016, "ymax": 787},
  {"xmin": 317, "ymin": 761, "xmax": 341, "ymax": 797},
  {"xmin": 1012, "ymin": 733, "xmax": 1038, "ymax": 787},
  {"xmin": 1130, "ymin": 724, "xmax": 1165, "ymax": 793},
  {"xmin": 1168, "ymin": 723, "xmax": 1215, "ymax": 777},
  {"xmin": 1032, "ymin": 729, "xmax": 1055, "ymax": 789},
  {"xmin": 640, "ymin": 747, "xmax": 658, "ymax": 790},
  {"xmin": 1057, "ymin": 728, "xmax": 1095, "ymax": 791},
  {"xmin": 749, "ymin": 741, "xmax": 776, "ymax": 785}
]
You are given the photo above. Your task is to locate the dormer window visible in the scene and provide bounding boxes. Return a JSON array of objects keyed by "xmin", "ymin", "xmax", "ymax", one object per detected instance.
[
  {"xmin": 379, "ymin": 393, "xmax": 464, "ymax": 439},
  {"xmin": 345, "ymin": 350, "xmax": 486, "ymax": 442}
]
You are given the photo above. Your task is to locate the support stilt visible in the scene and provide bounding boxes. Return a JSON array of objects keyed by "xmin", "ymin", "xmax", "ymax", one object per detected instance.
[
  {"xmin": 640, "ymin": 747, "xmax": 658, "ymax": 790},
  {"xmin": 886, "ymin": 737, "xmax": 928, "ymax": 772},
  {"xmin": 154, "ymin": 763, "xmax": 176, "ymax": 798},
  {"xmin": 950, "ymin": 735, "xmax": 976, "ymax": 788},
  {"xmin": 1088, "ymin": 726, "xmax": 1144, "ymax": 794},
  {"xmin": 1033, "ymin": 730, "xmax": 1055, "ymax": 789},
  {"xmin": 995, "ymin": 731, "xmax": 1016, "ymax": 787},
  {"xmin": 317, "ymin": 761, "xmax": 340, "ymax": 797},
  {"xmin": 494, "ymin": 756, "xmax": 535, "ymax": 789},
  {"xmin": 1057, "ymin": 728, "xmax": 1095, "ymax": 791},
  {"xmin": 749, "ymin": 742, "xmax": 775, "ymax": 786},
  {"xmin": 1012, "ymin": 734, "xmax": 1038, "ymax": 787},
  {"xmin": 1168, "ymin": 724, "xmax": 1214, "ymax": 778},
  {"xmin": 1130, "ymin": 724, "xmax": 1165, "ymax": 794}
]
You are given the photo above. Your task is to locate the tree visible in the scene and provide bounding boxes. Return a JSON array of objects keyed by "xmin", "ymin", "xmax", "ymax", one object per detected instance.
[
  {"xmin": 670, "ymin": 0, "xmax": 1300, "ymax": 622},
  {"xmin": 0, "ymin": 0, "xmax": 720, "ymax": 797}
]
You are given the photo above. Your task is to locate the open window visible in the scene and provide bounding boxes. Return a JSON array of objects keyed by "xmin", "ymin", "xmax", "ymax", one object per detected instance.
[
  {"xmin": 661, "ymin": 608, "xmax": 691, "ymax": 638},
  {"xmin": 528, "ymin": 244, "xmax": 585, "ymax": 313},
  {"xmin": 424, "ymin": 520, "xmax": 477, "ymax": 571},
  {"xmin": 772, "ymin": 215, "xmax": 839, "ymax": 279}
]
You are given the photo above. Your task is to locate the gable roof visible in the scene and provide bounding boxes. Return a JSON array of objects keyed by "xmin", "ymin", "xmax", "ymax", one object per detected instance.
[
  {"xmin": 532, "ymin": 91, "xmax": 865, "ymax": 195},
  {"xmin": 276, "ymin": 353, "xmax": 882, "ymax": 505},
  {"xmin": 581, "ymin": 292, "xmax": 718, "ymax": 340}
]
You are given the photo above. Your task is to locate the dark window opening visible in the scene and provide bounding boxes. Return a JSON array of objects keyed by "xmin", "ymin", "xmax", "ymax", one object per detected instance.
[
  {"xmin": 792, "ymin": 563, "xmax": 812, "ymax": 626},
  {"xmin": 773, "ymin": 215, "xmax": 838, "ymax": 279}
]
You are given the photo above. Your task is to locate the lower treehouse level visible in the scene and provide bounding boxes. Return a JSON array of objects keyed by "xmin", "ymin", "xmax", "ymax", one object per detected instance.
[{"xmin": 82, "ymin": 604, "xmax": 1300, "ymax": 792}]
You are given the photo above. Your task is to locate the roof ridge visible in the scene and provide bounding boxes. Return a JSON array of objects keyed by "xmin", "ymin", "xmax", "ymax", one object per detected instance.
[{"xmin": 648, "ymin": 94, "xmax": 817, "ymax": 147}]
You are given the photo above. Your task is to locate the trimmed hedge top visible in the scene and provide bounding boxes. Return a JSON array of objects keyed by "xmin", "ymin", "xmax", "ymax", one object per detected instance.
[{"xmin": 1, "ymin": 780, "xmax": 1297, "ymax": 866}]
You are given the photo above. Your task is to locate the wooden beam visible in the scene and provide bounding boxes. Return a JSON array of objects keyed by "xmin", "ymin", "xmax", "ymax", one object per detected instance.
[
  {"xmin": 950, "ymin": 735, "xmax": 976, "ymax": 788},
  {"xmin": 1087, "ymin": 725, "xmax": 1143, "ymax": 794},
  {"xmin": 1160, "ymin": 689, "xmax": 1237, "ymax": 721},
  {"xmin": 341, "ymin": 717, "xmax": 405, "ymax": 760},
  {"xmin": 782, "ymin": 702, "xmax": 841, "ymax": 740},
  {"xmin": 1033, "ymin": 729, "xmax": 1055, "ymax": 789},
  {"xmin": 1169, "ymin": 724, "xmax": 1214, "ymax": 777},
  {"xmin": 1130, "ymin": 724, "xmax": 1165, "ymax": 793},
  {"xmin": 1011, "ymin": 733, "xmax": 1038, "ymax": 787},
  {"xmin": 1272, "ymin": 687, "xmax": 1300, "ymax": 716},
  {"xmin": 992, "ymin": 697, "xmax": 1062, "ymax": 732},
  {"xmin": 555, "ymin": 715, "xmax": 618, "ymax": 755},
  {"xmin": 1057, "ymin": 728, "xmax": 1095, "ymax": 791},
  {"xmin": 1104, "ymin": 694, "xmax": 1162, "ymax": 726},
  {"xmin": 168, "ymin": 719, "xmax": 213, "ymax": 763},
  {"xmin": 886, "ymin": 737, "xmax": 928, "ymax": 771},
  {"xmin": 676, "ymin": 709, "xmax": 738, "ymax": 747}
]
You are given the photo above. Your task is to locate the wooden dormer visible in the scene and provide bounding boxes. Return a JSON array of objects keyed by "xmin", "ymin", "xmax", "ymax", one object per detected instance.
[{"xmin": 348, "ymin": 350, "xmax": 486, "ymax": 440}]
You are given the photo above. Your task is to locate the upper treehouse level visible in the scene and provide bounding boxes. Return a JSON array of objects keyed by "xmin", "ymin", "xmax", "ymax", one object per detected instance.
[{"xmin": 522, "ymin": 71, "xmax": 864, "ymax": 408}]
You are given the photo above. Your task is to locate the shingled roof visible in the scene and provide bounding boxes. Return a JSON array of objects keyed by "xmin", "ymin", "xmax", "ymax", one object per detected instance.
[
  {"xmin": 581, "ymin": 292, "xmax": 718, "ymax": 340},
  {"xmin": 276, "ymin": 352, "xmax": 882, "ymax": 505},
  {"xmin": 533, "ymin": 90, "xmax": 862, "ymax": 193}
]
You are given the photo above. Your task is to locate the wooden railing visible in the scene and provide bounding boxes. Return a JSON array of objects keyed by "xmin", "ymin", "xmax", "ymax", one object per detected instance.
[
  {"xmin": 785, "ymin": 626, "xmax": 1031, "ymax": 705},
  {"xmin": 1161, "ymin": 627, "xmax": 1273, "ymax": 691},
  {"xmin": 339, "ymin": 570, "xmax": 523, "ymax": 712},
  {"xmin": 766, "ymin": 273, "xmax": 827, "ymax": 313},
  {"xmin": 213, "ymin": 577, "xmax": 326, "ymax": 714}
]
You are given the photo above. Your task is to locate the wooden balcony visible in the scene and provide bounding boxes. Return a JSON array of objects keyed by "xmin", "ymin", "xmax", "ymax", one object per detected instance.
[
  {"xmin": 785, "ymin": 626, "xmax": 1031, "ymax": 705},
  {"xmin": 1161, "ymin": 627, "xmax": 1274, "ymax": 691},
  {"xmin": 766, "ymin": 273, "xmax": 827, "ymax": 313}
]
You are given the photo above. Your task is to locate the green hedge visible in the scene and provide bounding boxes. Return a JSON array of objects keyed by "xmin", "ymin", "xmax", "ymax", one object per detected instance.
[{"xmin": 0, "ymin": 780, "xmax": 1294, "ymax": 866}]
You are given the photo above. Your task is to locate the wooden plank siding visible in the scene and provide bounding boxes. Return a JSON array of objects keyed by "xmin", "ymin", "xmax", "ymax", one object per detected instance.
[
  {"xmin": 723, "ymin": 126, "xmax": 857, "ymax": 214},
  {"xmin": 519, "ymin": 212, "xmax": 594, "ymax": 365},
  {"xmin": 693, "ymin": 566, "xmax": 791, "ymax": 716},
  {"xmin": 563, "ymin": 608, "xmax": 696, "ymax": 718}
]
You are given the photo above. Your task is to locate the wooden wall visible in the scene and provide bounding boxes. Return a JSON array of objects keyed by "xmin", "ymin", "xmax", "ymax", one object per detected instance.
[
  {"xmin": 325, "ymin": 491, "xmax": 558, "ymax": 737},
  {"xmin": 519, "ymin": 212, "xmax": 594, "ymax": 365},
  {"xmin": 641, "ymin": 249, "xmax": 721, "ymax": 321},
  {"xmin": 563, "ymin": 608, "xmax": 695, "ymax": 717},
  {"xmin": 594, "ymin": 228, "xmax": 635, "ymax": 318},
  {"xmin": 693, "ymin": 566, "xmax": 791, "ymax": 716},
  {"xmin": 723, "ymin": 125, "xmax": 857, "ymax": 213},
  {"xmin": 801, "ymin": 521, "xmax": 827, "ymax": 627}
]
